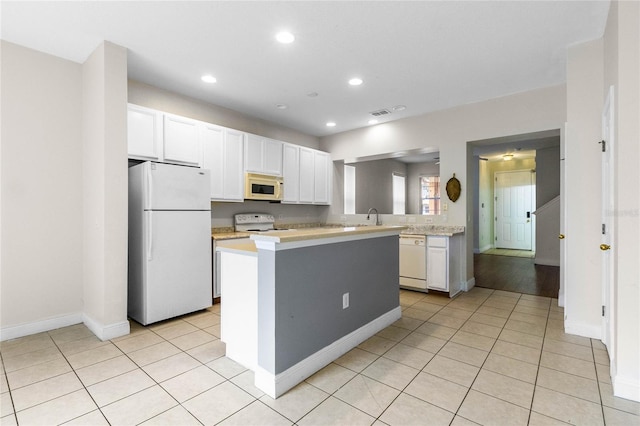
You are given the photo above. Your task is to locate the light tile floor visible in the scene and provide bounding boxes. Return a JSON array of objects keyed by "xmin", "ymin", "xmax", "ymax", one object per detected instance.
[{"xmin": 2, "ymin": 288, "xmax": 639, "ymax": 425}]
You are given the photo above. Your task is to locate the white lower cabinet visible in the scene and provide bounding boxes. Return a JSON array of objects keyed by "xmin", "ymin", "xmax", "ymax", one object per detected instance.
[
  {"xmin": 426, "ymin": 237, "xmax": 448, "ymax": 291},
  {"xmin": 426, "ymin": 235, "xmax": 463, "ymax": 296}
]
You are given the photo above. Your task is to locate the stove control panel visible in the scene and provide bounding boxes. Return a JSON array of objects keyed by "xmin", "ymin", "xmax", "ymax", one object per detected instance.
[{"xmin": 234, "ymin": 213, "xmax": 275, "ymax": 225}]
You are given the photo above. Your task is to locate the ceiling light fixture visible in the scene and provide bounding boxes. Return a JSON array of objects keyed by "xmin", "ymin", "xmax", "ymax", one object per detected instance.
[
  {"xmin": 307, "ymin": 92, "xmax": 319, "ymax": 98},
  {"xmin": 503, "ymin": 154, "xmax": 514, "ymax": 161},
  {"xmin": 349, "ymin": 78, "xmax": 363, "ymax": 86},
  {"xmin": 201, "ymin": 74, "xmax": 217, "ymax": 83},
  {"xmin": 326, "ymin": 122, "xmax": 336, "ymax": 127},
  {"xmin": 392, "ymin": 105, "xmax": 407, "ymax": 111},
  {"xmin": 275, "ymin": 104, "xmax": 288, "ymax": 110},
  {"xmin": 275, "ymin": 31, "xmax": 295, "ymax": 44},
  {"xmin": 368, "ymin": 119, "xmax": 378, "ymax": 125}
]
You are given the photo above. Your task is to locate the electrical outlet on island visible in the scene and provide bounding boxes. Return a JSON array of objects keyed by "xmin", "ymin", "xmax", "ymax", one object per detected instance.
[{"xmin": 342, "ymin": 293, "xmax": 349, "ymax": 309}]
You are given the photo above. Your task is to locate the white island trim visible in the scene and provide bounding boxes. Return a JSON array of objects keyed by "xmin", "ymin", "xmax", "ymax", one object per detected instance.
[{"xmin": 254, "ymin": 306, "xmax": 401, "ymax": 398}]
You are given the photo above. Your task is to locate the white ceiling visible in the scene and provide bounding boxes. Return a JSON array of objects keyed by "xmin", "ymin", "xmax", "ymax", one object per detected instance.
[{"xmin": 1, "ymin": 1, "xmax": 610, "ymax": 137}]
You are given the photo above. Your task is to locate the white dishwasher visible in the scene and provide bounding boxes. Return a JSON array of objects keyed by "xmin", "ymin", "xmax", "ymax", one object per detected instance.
[{"xmin": 399, "ymin": 234, "xmax": 427, "ymax": 292}]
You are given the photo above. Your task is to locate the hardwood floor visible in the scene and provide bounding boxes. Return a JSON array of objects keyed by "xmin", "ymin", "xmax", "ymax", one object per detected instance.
[{"xmin": 474, "ymin": 253, "xmax": 560, "ymax": 298}]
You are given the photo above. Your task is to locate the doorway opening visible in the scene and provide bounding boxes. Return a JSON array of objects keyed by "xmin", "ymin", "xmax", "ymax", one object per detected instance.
[{"xmin": 469, "ymin": 129, "xmax": 561, "ymax": 296}]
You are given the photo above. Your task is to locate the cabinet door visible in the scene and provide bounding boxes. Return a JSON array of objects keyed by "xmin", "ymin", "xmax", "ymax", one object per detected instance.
[
  {"xmin": 127, "ymin": 104, "xmax": 161, "ymax": 160},
  {"xmin": 163, "ymin": 114, "xmax": 200, "ymax": 165},
  {"xmin": 282, "ymin": 143, "xmax": 300, "ymax": 203},
  {"xmin": 313, "ymin": 151, "xmax": 331, "ymax": 204},
  {"xmin": 201, "ymin": 125, "xmax": 225, "ymax": 200},
  {"xmin": 263, "ymin": 139, "xmax": 283, "ymax": 176},
  {"xmin": 201, "ymin": 125, "xmax": 244, "ymax": 201},
  {"xmin": 224, "ymin": 129, "xmax": 245, "ymax": 201},
  {"xmin": 299, "ymin": 147, "xmax": 315, "ymax": 203},
  {"xmin": 427, "ymin": 239, "xmax": 448, "ymax": 291},
  {"xmin": 244, "ymin": 133, "xmax": 263, "ymax": 173}
]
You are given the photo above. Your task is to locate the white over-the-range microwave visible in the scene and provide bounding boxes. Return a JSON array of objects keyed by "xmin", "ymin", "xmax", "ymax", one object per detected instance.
[{"xmin": 244, "ymin": 172, "xmax": 283, "ymax": 201}]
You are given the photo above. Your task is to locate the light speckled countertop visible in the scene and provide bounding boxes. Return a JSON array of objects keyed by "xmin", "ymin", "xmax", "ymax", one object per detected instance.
[
  {"xmin": 250, "ymin": 225, "xmax": 406, "ymax": 244},
  {"xmin": 215, "ymin": 238, "xmax": 257, "ymax": 254},
  {"xmin": 212, "ymin": 224, "xmax": 463, "ymax": 241},
  {"xmin": 401, "ymin": 225, "xmax": 465, "ymax": 236}
]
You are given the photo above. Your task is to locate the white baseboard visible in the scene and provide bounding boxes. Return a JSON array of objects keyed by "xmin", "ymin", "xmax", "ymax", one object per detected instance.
[
  {"xmin": 613, "ymin": 373, "xmax": 640, "ymax": 402},
  {"xmin": 0, "ymin": 312, "xmax": 83, "ymax": 342},
  {"xmin": 476, "ymin": 245, "xmax": 493, "ymax": 254},
  {"xmin": 464, "ymin": 277, "xmax": 476, "ymax": 292},
  {"xmin": 83, "ymin": 314, "xmax": 130, "ymax": 341},
  {"xmin": 255, "ymin": 306, "xmax": 402, "ymax": 398},
  {"xmin": 534, "ymin": 257, "xmax": 560, "ymax": 266},
  {"xmin": 565, "ymin": 320, "xmax": 601, "ymax": 340}
]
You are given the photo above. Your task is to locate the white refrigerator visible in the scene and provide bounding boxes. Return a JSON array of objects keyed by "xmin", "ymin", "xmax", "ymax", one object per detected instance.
[{"xmin": 128, "ymin": 161, "xmax": 212, "ymax": 325}]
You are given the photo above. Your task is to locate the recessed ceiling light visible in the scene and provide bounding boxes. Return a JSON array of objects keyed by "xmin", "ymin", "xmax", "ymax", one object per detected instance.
[
  {"xmin": 201, "ymin": 74, "xmax": 217, "ymax": 83},
  {"xmin": 307, "ymin": 92, "xmax": 319, "ymax": 98},
  {"xmin": 326, "ymin": 122, "xmax": 336, "ymax": 127},
  {"xmin": 275, "ymin": 31, "xmax": 295, "ymax": 44},
  {"xmin": 275, "ymin": 104, "xmax": 288, "ymax": 110},
  {"xmin": 503, "ymin": 154, "xmax": 514, "ymax": 161},
  {"xmin": 349, "ymin": 78, "xmax": 363, "ymax": 86},
  {"xmin": 368, "ymin": 119, "xmax": 378, "ymax": 125},
  {"xmin": 392, "ymin": 105, "xmax": 407, "ymax": 111}
]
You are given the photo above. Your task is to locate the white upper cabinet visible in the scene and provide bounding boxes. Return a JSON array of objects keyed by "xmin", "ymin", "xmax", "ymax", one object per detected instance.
[
  {"xmin": 298, "ymin": 147, "xmax": 315, "ymax": 203},
  {"xmin": 201, "ymin": 124, "xmax": 244, "ymax": 202},
  {"xmin": 127, "ymin": 103, "xmax": 330, "ymax": 205},
  {"xmin": 313, "ymin": 150, "xmax": 331, "ymax": 205},
  {"xmin": 163, "ymin": 114, "xmax": 200, "ymax": 166},
  {"xmin": 296, "ymin": 147, "xmax": 332, "ymax": 205},
  {"xmin": 245, "ymin": 133, "xmax": 283, "ymax": 176},
  {"xmin": 282, "ymin": 143, "xmax": 300, "ymax": 203},
  {"xmin": 127, "ymin": 104, "xmax": 199, "ymax": 166},
  {"xmin": 127, "ymin": 104, "xmax": 162, "ymax": 161}
]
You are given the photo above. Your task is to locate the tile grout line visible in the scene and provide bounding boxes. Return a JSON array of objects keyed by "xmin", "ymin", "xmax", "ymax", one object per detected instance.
[{"xmin": 526, "ymin": 298, "xmax": 552, "ymax": 425}]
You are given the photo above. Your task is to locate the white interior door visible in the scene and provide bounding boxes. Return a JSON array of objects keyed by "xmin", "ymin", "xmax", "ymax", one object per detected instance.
[
  {"xmin": 559, "ymin": 123, "xmax": 567, "ymax": 308},
  {"xmin": 601, "ymin": 86, "xmax": 615, "ymax": 360},
  {"xmin": 495, "ymin": 170, "xmax": 535, "ymax": 250}
]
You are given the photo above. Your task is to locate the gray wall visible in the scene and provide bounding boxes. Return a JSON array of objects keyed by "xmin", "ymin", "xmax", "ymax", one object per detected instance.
[
  {"xmin": 257, "ymin": 236, "xmax": 400, "ymax": 374},
  {"xmin": 535, "ymin": 145, "xmax": 561, "ymax": 208},
  {"xmin": 351, "ymin": 159, "xmax": 407, "ymax": 214}
]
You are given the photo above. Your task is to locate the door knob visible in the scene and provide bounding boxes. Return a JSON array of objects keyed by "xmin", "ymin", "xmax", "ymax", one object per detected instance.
[
  {"xmin": 558, "ymin": 234, "xmax": 565, "ymax": 239},
  {"xmin": 600, "ymin": 244, "xmax": 611, "ymax": 251}
]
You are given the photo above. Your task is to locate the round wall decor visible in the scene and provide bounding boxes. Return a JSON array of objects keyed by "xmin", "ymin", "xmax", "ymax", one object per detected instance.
[{"xmin": 446, "ymin": 173, "xmax": 461, "ymax": 202}]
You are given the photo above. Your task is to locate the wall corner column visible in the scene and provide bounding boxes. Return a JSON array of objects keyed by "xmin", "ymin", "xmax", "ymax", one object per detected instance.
[{"xmin": 82, "ymin": 41, "xmax": 129, "ymax": 340}]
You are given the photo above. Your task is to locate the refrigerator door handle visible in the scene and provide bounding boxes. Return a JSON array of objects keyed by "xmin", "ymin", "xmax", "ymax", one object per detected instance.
[
  {"xmin": 146, "ymin": 165, "xmax": 153, "ymax": 209},
  {"xmin": 147, "ymin": 211, "xmax": 153, "ymax": 261}
]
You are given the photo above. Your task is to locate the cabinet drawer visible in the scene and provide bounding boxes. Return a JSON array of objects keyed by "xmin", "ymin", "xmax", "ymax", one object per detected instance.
[{"xmin": 427, "ymin": 236, "xmax": 448, "ymax": 248}]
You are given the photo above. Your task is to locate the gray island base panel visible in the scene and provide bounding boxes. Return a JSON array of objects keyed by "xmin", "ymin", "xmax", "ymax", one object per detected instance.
[{"xmin": 217, "ymin": 226, "xmax": 404, "ymax": 398}]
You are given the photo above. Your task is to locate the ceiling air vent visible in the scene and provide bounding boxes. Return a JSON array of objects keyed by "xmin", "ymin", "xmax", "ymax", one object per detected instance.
[{"xmin": 369, "ymin": 109, "xmax": 392, "ymax": 117}]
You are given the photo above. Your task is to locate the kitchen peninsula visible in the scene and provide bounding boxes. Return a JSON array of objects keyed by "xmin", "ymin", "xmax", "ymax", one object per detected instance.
[{"xmin": 216, "ymin": 225, "xmax": 405, "ymax": 398}]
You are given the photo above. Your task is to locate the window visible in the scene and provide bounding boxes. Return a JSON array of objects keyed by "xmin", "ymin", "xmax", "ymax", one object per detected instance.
[
  {"xmin": 344, "ymin": 164, "xmax": 356, "ymax": 214},
  {"xmin": 392, "ymin": 173, "xmax": 406, "ymax": 215},
  {"xmin": 420, "ymin": 176, "xmax": 441, "ymax": 215}
]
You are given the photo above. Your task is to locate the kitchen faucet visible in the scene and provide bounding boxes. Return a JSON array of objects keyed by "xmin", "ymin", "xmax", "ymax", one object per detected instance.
[{"xmin": 366, "ymin": 207, "xmax": 380, "ymax": 225}]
